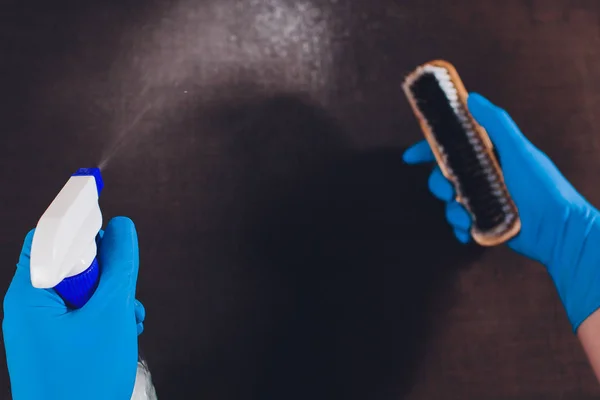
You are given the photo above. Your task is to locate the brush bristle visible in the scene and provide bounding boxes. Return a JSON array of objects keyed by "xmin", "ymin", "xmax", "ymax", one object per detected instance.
[{"xmin": 405, "ymin": 65, "xmax": 516, "ymax": 234}]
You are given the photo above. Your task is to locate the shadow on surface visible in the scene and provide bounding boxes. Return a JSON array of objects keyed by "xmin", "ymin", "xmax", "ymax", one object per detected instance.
[{"xmin": 152, "ymin": 93, "xmax": 483, "ymax": 399}]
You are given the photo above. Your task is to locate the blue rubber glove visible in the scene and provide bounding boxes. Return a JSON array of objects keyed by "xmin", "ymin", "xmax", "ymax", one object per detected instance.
[
  {"xmin": 403, "ymin": 93, "xmax": 600, "ymax": 332},
  {"xmin": 3, "ymin": 216, "xmax": 146, "ymax": 400}
]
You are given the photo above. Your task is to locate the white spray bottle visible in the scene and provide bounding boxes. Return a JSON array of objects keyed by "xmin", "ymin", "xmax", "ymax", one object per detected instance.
[
  {"xmin": 30, "ymin": 168, "xmax": 103, "ymax": 307},
  {"xmin": 29, "ymin": 168, "xmax": 157, "ymax": 399}
]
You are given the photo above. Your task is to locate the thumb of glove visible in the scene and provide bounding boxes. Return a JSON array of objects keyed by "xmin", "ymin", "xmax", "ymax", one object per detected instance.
[
  {"xmin": 91, "ymin": 217, "xmax": 139, "ymax": 308},
  {"xmin": 467, "ymin": 93, "xmax": 531, "ymax": 160}
]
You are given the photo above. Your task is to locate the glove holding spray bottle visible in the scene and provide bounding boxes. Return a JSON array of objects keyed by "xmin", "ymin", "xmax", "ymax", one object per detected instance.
[{"xmin": 3, "ymin": 168, "xmax": 154, "ymax": 400}]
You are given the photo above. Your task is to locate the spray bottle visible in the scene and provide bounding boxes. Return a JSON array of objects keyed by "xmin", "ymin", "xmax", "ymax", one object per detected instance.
[
  {"xmin": 29, "ymin": 168, "xmax": 157, "ymax": 400},
  {"xmin": 30, "ymin": 168, "xmax": 103, "ymax": 308}
]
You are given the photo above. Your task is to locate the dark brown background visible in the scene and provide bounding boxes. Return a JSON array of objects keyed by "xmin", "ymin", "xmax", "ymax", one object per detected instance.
[{"xmin": 1, "ymin": 0, "xmax": 600, "ymax": 398}]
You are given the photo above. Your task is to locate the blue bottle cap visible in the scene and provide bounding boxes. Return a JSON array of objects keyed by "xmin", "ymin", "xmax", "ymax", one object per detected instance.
[{"xmin": 54, "ymin": 257, "xmax": 100, "ymax": 309}]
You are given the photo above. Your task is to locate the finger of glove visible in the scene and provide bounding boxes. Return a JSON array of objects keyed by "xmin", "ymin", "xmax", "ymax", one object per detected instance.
[
  {"xmin": 4, "ymin": 230, "xmax": 65, "ymax": 318},
  {"xmin": 446, "ymin": 201, "xmax": 472, "ymax": 231},
  {"xmin": 468, "ymin": 93, "xmax": 529, "ymax": 158},
  {"xmin": 403, "ymin": 140, "xmax": 435, "ymax": 164},
  {"xmin": 137, "ymin": 323, "xmax": 144, "ymax": 336},
  {"xmin": 92, "ymin": 217, "xmax": 139, "ymax": 306},
  {"xmin": 135, "ymin": 299, "xmax": 146, "ymax": 324},
  {"xmin": 428, "ymin": 167, "xmax": 455, "ymax": 202},
  {"xmin": 454, "ymin": 228, "xmax": 471, "ymax": 244}
]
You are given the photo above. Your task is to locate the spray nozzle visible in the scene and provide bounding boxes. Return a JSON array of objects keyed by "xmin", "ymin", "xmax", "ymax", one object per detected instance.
[{"xmin": 30, "ymin": 168, "xmax": 104, "ymax": 308}]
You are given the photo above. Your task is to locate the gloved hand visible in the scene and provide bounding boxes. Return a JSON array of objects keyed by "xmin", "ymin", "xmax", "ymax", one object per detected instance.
[
  {"xmin": 403, "ymin": 93, "xmax": 600, "ymax": 332},
  {"xmin": 3, "ymin": 216, "xmax": 145, "ymax": 400}
]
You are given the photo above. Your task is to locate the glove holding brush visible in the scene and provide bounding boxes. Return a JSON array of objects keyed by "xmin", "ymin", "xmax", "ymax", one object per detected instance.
[
  {"xmin": 405, "ymin": 91, "xmax": 600, "ymax": 379},
  {"xmin": 405, "ymin": 92, "xmax": 600, "ymax": 331}
]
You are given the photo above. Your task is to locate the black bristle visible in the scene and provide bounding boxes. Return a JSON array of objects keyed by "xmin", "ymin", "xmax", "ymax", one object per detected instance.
[{"xmin": 409, "ymin": 72, "xmax": 509, "ymax": 232}]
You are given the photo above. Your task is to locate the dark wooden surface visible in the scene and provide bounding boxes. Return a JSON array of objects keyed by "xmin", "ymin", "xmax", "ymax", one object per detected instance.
[{"xmin": 2, "ymin": 0, "xmax": 600, "ymax": 398}]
